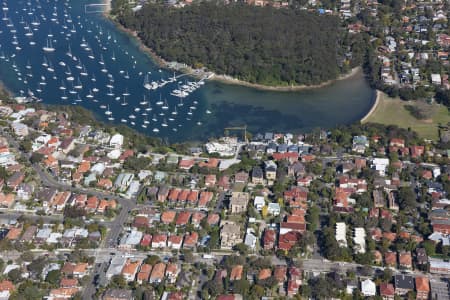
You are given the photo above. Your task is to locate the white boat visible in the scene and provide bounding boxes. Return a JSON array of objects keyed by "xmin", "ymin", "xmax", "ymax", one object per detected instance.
[
  {"xmin": 59, "ymin": 81, "xmax": 66, "ymax": 90},
  {"xmin": 161, "ymin": 119, "xmax": 168, "ymax": 127},
  {"xmin": 152, "ymin": 128, "xmax": 159, "ymax": 133},
  {"xmin": 112, "ymin": 51, "xmax": 116, "ymax": 61},
  {"xmin": 206, "ymin": 110, "xmax": 212, "ymax": 114},
  {"xmin": 80, "ymin": 65, "xmax": 88, "ymax": 76},
  {"xmin": 58, "ymin": 61, "xmax": 66, "ymax": 67},
  {"xmin": 74, "ymin": 78, "xmax": 83, "ymax": 90},
  {"xmin": 121, "ymin": 96, "xmax": 128, "ymax": 106},
  {"xmin": 42, "ymin": 38, "xmax": 55, "ymax": 52},
  {"xmin": 162, "ymin": 100, "xmax": 169, "ymax": 110},
  {"xmin": 139, "ymin": 95, "xmax": 148, "ymax": 105},
  {"xmin": 105, "ymin": 105, "xmax": 112, "ymax": 115},
  {"xmin": 129, "ymin": 114, "xmax": 136, "ymax": 119},
  {"xmin": 134, "ymin": 107, "xmax": 141, "ymax": 112}
]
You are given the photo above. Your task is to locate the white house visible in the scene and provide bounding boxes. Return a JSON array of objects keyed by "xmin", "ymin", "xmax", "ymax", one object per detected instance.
[
  {"xmin": 353, "ymin": 227, "xmax": 366, "ymax": 254},
  {"xmin": 109, "ymin": 133, "xmax": 124, "ymax": 149},
  {"xmin": 335, "ymin": 222, "xmax": 347, "ymax": 247},
  {"xmin": 254, "ymin": 196, "xmax": 265, "ymax": 211},
  {"xmin": 267, "ymin": 203, "xmax": 280, "ymax": 216},
  {"xmin": 372, "ymin": 158, "xmax": 390, "ymax": 176},
  {"xmin": 361, "ymin": 279, "xmax": 376, "ymax": 296}
]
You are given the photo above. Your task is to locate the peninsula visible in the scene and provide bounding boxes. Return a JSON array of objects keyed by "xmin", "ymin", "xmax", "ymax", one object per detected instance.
[{"xmin": 112, "ymin": 2, "xmax": 365, "ymax": 88}]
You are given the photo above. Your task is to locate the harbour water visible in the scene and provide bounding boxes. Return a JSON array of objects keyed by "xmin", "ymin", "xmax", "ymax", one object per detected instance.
[{"xmin": 0, "ymin": 0, "xmax": 375, "ymax": 142}]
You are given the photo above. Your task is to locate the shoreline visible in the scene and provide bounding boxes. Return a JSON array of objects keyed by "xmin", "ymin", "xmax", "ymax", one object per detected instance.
[
  {"xmin": 103, "ymin": 6, "xmax": 362, "ymax": 91},
  {"xmin": 360, "ymin": 89, "xmax": 381, "ymax": 123},
  {"xmin": 211, "ymin": 67, "xmax": 361, "ymax": 91}
]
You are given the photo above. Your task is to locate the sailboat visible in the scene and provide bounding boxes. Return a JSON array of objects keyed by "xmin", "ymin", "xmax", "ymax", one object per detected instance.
[
  {"xmin": 74, "ymin": 77, "xmax": 82, "ymax": 90},
  {"xmin": 121, "ymin": 96, "xmax": 128, "ymax": 106},
  {"xmin": 80, "ymin": 65, "xmax": 88, "ymax": 76},
  {"xmin": 112, "ymin": 51, "xmax": 116, "ymax": 61},
  {"xmin": 59, "ymin": 81, "xmax": 66, "ymax": 90},
  {"xmin": 162, "ymin": 99, "xmax": 169, "ymax": 110},
  {"xmin": 105, "ymin": 105, "xmax": 112, "ymax": 115},
  {"xmin": 42, "ymin": 38, "xmax": 55, "ymax": 52},
  {"xmin": 156, "ymin": 94, "xmax": 163, "ymax": 106},
  {"xmin": 139, "ymin": 95, "xmax": 148, "ymax": 105}
]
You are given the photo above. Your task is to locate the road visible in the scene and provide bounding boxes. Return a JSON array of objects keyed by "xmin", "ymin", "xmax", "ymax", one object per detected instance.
[{"xmin": 32, "ymin": 165, "xmax": 136, "ymax": 299}]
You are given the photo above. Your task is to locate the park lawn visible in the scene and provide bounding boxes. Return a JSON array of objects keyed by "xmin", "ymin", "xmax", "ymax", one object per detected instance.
[{"xmin": 362, "ymin": 92, "xmax": 450, "ymax": 140}]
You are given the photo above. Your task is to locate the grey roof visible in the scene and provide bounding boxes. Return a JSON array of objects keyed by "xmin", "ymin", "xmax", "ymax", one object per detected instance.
[{"xmin": 395, "ymin": 274, "xmax": 414, "ymax": 290}]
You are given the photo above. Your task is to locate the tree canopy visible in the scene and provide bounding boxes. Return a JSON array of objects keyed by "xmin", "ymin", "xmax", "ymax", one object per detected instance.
[{"xmin": 116, "ymin": 2, "xmax": 348, "ymax": 86}]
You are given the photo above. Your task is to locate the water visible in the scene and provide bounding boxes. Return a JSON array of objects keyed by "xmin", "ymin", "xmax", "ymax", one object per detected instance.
[{"xmin": 0, "ymin": 0, "xmax": 375, "ymax": 142}]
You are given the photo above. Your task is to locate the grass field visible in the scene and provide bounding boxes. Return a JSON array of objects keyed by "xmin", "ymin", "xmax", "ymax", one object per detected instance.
[{"xmin": 362, "ymin": 91, "xmax": 450, "ymax": 140}]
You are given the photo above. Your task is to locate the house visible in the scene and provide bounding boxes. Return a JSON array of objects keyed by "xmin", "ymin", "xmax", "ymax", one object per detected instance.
[
  {"xmin": 263, "ymin": 229, "xmax": 276, "ymax": 250},
  {"xmin": 335, "ymin": 222, "xmax": 347, "ymax": 247},
  {"xmin": 6, "ymin": 172, "xmax": 24, "ymax": 190},
  {"xmin": 415, "ymin": 277, "xmax": 430, "ymax": 300},
  {"xmin": 136, "ymin": 264, "xmax": 152, "ymax": 284},
  {"xmin": 416, "ymin": 248, "xmax": 428, "ymax": 266},
  {"xmin": 151, "ymin": 234, "xmax": 167, "ymax": 248},
  {"xmin": 430, "ymin": 279, "xmax": 450, "ymax": 300},
  {"xmin": 0, "ymin": 193, "xmax": 15, "ymax": 208},
  {"xmin": 109, "ymin": 134, "xmax": 124, "ymax": 149},
  {"xmin": 251, "ymin": 166, "xmax": 264, "ymax": 184},
  {"xmin": 267, "ymin": 202, "xmax": 280, "ymax": 216},
  {"xmin": 395, "ymin": 274, "xmax": 414, "ymax": 295},
  {"xmin": 165, "ymin": 263, "xmax": 179, "ymax": 284},
  {"xmin": 102, "ymin": 289, "xmax": 132, "ymax": 300},
  {"xmin": 220, "ymin": 222, "xmax": 241, "ymax": 249},
  {"xmin": 161, "ymin": 211, "xmax": 177, "ymax": 224},
  {"xmin": 178, "ymin": 159, "xmax": 195, "ymax": 170},
  {"xmin": 273, "ymin": 266, "xmax": 287, "ymax": 285},
  {"xmin": 203, "ymin": 174, "xmax": 216, "ymax": 188},
  {"xmin": 372, "ymin": 158, "xmax": 390, "ymax": 176},
  {"xmin": 390, "ymin": 138, "xmax": 405, "ymax": 148},
  {"xmin": 353, "ymin": 227, "xmax": 366, "ymax": 254},
  {"xmin": 278, "ymin": 231, "xmax": 301, "ymax": 251},
  {"xmin": 183, "ymin": 232, "xmax": 198, "ymax": 249},
  {"xmin": 0, "ymin": 279, "xmax": 16, "ymax": 299},
  {"xmin": 121, "ymin": 259, "xmax": 140, "ymax": 282},
  {"xmin": 380, "ymin": 282, "xmax": 395, "ymax": 300},
  {"xmin": 230, "ymin": 265, "xmax": 243, "ymax": 281},
  {"xmin": 384, "ymin": 251, "xmax": 397, "ymax": 267},
  {"xmin": 229, "ymin": 192, "xmax": 249, "ymax": 214},
  {"xmin": 149, "ymin": 263, "xmax": 166, "ymax": 284},
  {"xmin": 361, "ymin": 279, "xmax": 376, "ymax": 297},
  {"xmin": 429, "ymin": 258, "xmax": 450, "ymax": 274},
  {"xmin": 234, "ymin": 171, "xmax": 248, "ymax": 184},
  {"xmin": 373, "ymin": 190, "xmax": 385, "ymax": 208},
  {"xmin": 168, "ymin": 235, "xmax": 183, "ymax": 250},
  {"xmin": 175, "ymin": 211, "xmax": 191, "ymax": 227},
  {"xmin": 264, "ymin": 160, "xmax": 277, "ymax": 181},
  {"xmin": 398, "ymin": 251, "xmax": 412, "ymax": 269},
  {"xmin": 253, "ymin": 196, "xmax": 265, "ymax": 211}
]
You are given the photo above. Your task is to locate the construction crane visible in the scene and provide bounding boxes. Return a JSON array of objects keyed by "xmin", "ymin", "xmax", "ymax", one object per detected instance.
[{"xmin": 224, "ymin": 125, "xmax": 247, "ymax": 143}]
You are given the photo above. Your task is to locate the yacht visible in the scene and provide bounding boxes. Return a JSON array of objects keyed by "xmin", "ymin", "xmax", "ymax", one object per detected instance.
[
  {"xmin": 121, "ymin": 96, "xmax": 128, "ymax": 106},
  {"xmin": 162, "ymin": 99, "xmax": 169, "ymax": 110},
  {"xmin": 139, "ymin": 95, "xmax": 148, "ymax": 105},
  {"xmin": 42, "ymin": 38, "xmax": 55, "ymax": 52}
]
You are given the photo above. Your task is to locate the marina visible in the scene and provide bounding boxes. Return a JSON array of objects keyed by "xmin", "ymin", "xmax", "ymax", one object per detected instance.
[{"xmin": 0, "ymin": 0, "xmax": 375, "ymax": 142}]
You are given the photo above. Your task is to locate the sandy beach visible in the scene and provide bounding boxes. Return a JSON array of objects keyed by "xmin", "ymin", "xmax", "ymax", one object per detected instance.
[
  {"xmin": 360, "ymin": 89, "xmax": 381, "ymax": 123},
  {"xmin": 211, "ymin": 67, "xmax": 362, "ymax": 92}
]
